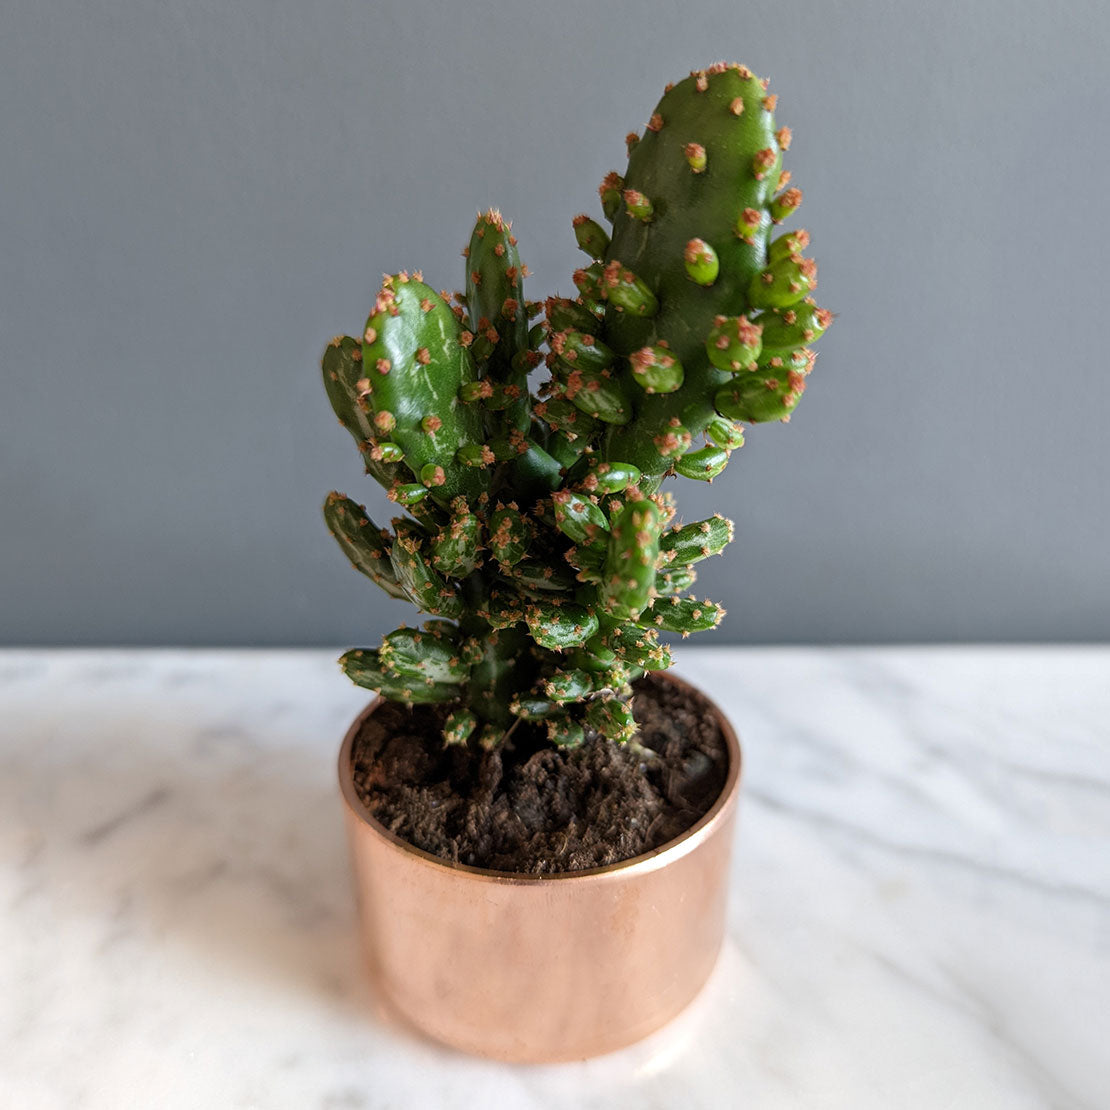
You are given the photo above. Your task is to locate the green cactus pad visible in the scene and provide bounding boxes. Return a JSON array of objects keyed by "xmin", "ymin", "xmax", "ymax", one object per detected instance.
[
  {"xmin": 551, "ymin": 490, "xmax": 609, "ymax": 544},
  {"xmin": 674, "ymin": 444, "xmax": 730, "ymax": 480},
  {"xmin": 339, "ymin": 649, "xmax": 462, "ymax": 703},
  {"xmin": 431, "ymin": 498, "xmax": 483, "ymax": 577},
  {"xmin": 601, "ymin": 499, "xmax": 662, "ymax": 619},
  {"xmin": 361, "ymin": 275, "xmax": 484, "ymax": 502},
  {"xmin": 660, "ymin": 515, "xmax": 734, "ymax": 564},
  {"xmin": 443, "ymin": 707, "xmax": 479, "ymax": 746},
  {"xmin": 525, "ymin": 603, "xmax": 599, "ymax": 650},
  {"xmin": 545, "ymin": 297, "xmax": 601, "ymax": 335},
  {"xmin": 756, "ymin": 301, "xmax": 831, "ymax": 354},
  {"xmin": 642, "ymin": 596, "xmax": 725, "ymax": 634},
  {"xmin": 322, "ymin": 492, "xmax": 408, "ymax": 601},
  {"xmin": 629, "ymin": 345, "xmax": 685, "ymax": 394},
  {"xmin": 509, "ymin": 694, "xmax": 561, "ymax": 720},
  {"xmin": 549, "ymin": 329, "xmax": 615, "ymax": 375},
  {"xmin": 543, "ymin": 669, "xmax": 596, "ymax": 702},
  {"xmin": 573, "ymin": 215, "xmax": 611, "ymax": 259},
  {"xmin": 585, "ymin": 697, "xmax": 636, "ymax": 743},
  {"xmin": 545, "ymin": 715, "xmax": 587, "ymax": 749},
  {"xmin": 562, "ymin": 367, "xmax": 632, "ymax": 425},
  {"xmin": 389, "ymin": 520, "xmax": 465, "ymax": 618},
  {"xmin": 602, "ymin": 262, "xmax": 659, "ymax": 316},
  {"xmin": 587, "ymin": 461, "xmax": 642, "ymax": 494},
  {"xmin": 488, "ymin": 504, "xmax": 530, "ymax": 568},
  {"xmin": 715, "ymin": 367, "xmax": 807, "ymax": 423},
  {"xmin": 705, "ymin": 416, "xmax": 746, "ymax": 450},
  {"xmin": 379, "ymin": 626, "xmax": 469, "ymax": 685},
  {"xmin": 683, "ymin": 238, "xmax": 720, "ymax": 286},
  {"xmin": 747, "ymin": 253, "xmax": 817, "ymax": 309}
]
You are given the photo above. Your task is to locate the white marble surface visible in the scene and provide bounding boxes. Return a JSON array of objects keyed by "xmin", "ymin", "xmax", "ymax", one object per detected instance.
[{"xmin": 2, "ymin": 647, "xmax": 1108, "ymax": 1109}]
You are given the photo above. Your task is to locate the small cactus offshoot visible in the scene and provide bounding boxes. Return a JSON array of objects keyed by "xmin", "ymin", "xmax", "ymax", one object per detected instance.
[{"xmin": 322, "ymin": 63, "xmax": 830, "ymax": 749}]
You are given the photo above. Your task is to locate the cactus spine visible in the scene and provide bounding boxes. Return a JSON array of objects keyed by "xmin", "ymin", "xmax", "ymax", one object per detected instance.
[{"xmin": 322, "ymin": 63, "xmax": 830, "ymax": 750}]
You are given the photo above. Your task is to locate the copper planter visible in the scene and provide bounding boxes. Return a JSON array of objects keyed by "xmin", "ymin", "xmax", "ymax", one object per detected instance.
[{"xmin": 338, "ymin": 673, "xmax": 741, "ymax": 1062}]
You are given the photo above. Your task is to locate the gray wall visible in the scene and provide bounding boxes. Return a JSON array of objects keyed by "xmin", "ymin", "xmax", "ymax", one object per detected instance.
[{"xmin": 3, "ymin": 0, "xmax": 1108, "ymax": 645}]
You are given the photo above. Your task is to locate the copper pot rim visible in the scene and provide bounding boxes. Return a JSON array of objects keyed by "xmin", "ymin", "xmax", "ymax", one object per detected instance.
[{"xmin": 338, "ymin": 669, "xmax": 741, "ymax": 886}]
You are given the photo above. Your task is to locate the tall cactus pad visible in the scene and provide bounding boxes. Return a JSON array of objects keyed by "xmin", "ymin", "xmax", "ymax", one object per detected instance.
[{"xmin": 577, "ymin": 63, "xmax": 829, "ymax": 479}]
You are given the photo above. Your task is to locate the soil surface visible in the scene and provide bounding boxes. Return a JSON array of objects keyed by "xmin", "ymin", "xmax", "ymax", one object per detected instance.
[{"xmin": 349, "ymin": 673, "xmax": 730, "ymax": 874}]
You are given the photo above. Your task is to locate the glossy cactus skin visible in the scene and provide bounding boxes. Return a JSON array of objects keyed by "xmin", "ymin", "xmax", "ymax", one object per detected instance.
[
  {"xmin": 322, "ymin": 65, "xmax": 829, "ymax": 750},
  {"xmin": 575, "ymin": 63, "xmax": 831, "ymax": 484}
]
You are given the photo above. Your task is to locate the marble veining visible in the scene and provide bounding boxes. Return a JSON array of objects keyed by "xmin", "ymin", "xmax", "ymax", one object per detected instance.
[{"xmin": 1, "ymin": 647, "xmax": 1107, "ymax": 1109}]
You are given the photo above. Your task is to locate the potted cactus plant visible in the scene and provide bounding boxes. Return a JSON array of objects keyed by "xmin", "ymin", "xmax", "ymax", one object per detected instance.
[{"xmin": 322, "ymin": 62, "xmax": 829, "ymax": 1061}]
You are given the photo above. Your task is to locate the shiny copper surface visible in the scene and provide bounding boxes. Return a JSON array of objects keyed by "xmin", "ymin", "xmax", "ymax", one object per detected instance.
[{"xmin": 338, "ymin": 674, "xmax": 741, "ymax": 1062}]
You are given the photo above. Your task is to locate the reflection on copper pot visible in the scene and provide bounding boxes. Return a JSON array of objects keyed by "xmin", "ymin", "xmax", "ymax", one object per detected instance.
[{"xmin": 338, "ymin": 673, "xmax": 741, "ymax": 1062}]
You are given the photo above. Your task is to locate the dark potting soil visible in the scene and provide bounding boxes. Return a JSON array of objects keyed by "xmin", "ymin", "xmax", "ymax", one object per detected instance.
[{"xmin": 348, "ymin": 673, "xmax": 730, "ymax": 874}]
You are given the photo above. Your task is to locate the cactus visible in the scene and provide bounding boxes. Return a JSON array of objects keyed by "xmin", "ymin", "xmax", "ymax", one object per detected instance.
[{"xmin": 321, "ymin": 63, "xmax": 830, "ymax": 750}]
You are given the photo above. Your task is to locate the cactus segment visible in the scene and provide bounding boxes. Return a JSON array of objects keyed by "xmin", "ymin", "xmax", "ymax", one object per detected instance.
[
  {"xmin": 443, "ymin": 707, "xmax": 479, "ymax": 746},
  {"xmin": 431, "ymin": 498, "xmax": 483, "ymax": 577},
  {"xmin": 655, "ymin": 563, "xmax": 697, "ymax": 596},
  {"xmin": 322, "ymin": 492, "xmax": 408, "ymax": 601},
  {"xmin": 504, "ymin": 560, "xmax": 577, "ymax": 595},
  {"xmin": 629, "ymin": 345, "xmax": 684, "ymax": 393},
  {"xmin": 571, "ymin": 641, "xmax": 618, "ymax": 672},
  {"xmin": 599, "ymin": 172, "xmax": 625, "ymax": 220},
  {"xmin": 600, "ymin": 624, "xmax": 672, "ymax": 670},
  {"xmin": 706, "ymin": 315, "xmax": 762, "ymax": 372},
  {"xmin": 683, "ymin": 238, "xmax": 720, "ymax": 286},
  {"xmin": 564, "ymin": 538, "xmax": 607, "ymax": 583},
  {"xmin": 591, "ymin": 65, "xmax": 801, "ymax": 477},
  {"xmin": 562, "ymin": 367, "xmax": 632, "ymax": 424},
  {"xmin": 489, "ymin": 504, "xmax": 530, "ymax": 568},
  {"xmin": 642, "ymin": 596, "xmax": 726, "ymax": 634},
  {"xmin": 546, "ymin": 715, "xmax": 586, "ymax": 749},
  {"xmin": 552, "ymin": 490, "xmax": 610, "ymax": 544},
  {"xmin": 339, "ymin": 649, "xmax": 461, "ymax": 703},
  {"xmin": 715, "ymin": 367, "xmax": 807, "ymax": 423},
  {"xmin": 622, "ymin": 188, "xmax": 654, "ymax": 222},
  {"xmin": 684, "ymin": 142, "xmax": 707, "ymax": 172},
  {"xmin": 546, "ymin": 297, "xmax": 601, "ymax": 335},
  {"xmin": 543, "ymin": 669, "xmax": 596, "ymax": 702},
  {"xmin": 660, "ymin": 514, "xmax": 734, "ymax": 564},
  {"xmin": 550, "ymin": 329, "xmax": 615, "ymax": 375},
  {"xmin": 587, "ymin": 461, "xmax": 642, "ymax": 494},
  {"xmin": 674, "ymin": 444, "xmax": 730, "ymax": 480},
  {"xmin": 573, "ymin": 214, "xmax": 611, "ymax": 258},
  {"xmin": 482, "ymin": 585, "xmax": 526, "ymax": 631},
  {"xmin": 510, "ymin": 695, "xmax": 561, "ymax": 720},
  {"xmin": 379, "ymin": 626, "xmax": 468, "ymax": 684},
  {"xmin": 602, "ymin": 262, "xmax": 659, "ymax": 317},
  {"xmin": 585, "ymin": 697, "xmax": 636, "ymax": 743},
  {"xmin": 465, "ymin": 627, "xmax": 530, "ymax": 726},
  {"xmin": 321, "ymin": 336, "xmax": 375, "ymax": 447},
  {"xmin": 393, "ymin": 483, "xmax": 430, "ymax": 506},
  {"xmin": 465, "ymin": 211, "xmax": 528, "ymax": 367},
  {"xmin": 757, "ymin": 301, "xmax": 831, "ymax": 354},
  {"xmin": 747, "ymin": 253, "xmax": 816, "ymax": 309},
  {"xmin": 525, "ymin": 603, "xmax": 599, "ymax": 650},
  {"xmin": 705, "ymin": 416, "xmax": 746, "ymax": 450},
  {"xmin": 361, "ymin": 277, "xmax": 484, "ymax": 502},
  {"xmin": 601, "ymin": 499, "xmax": 662, "ymax": 619},
  {"xmin": 573, "ymin": 262, "xmax": 606, "ymax": 301},
  {"xmin": 768, "ymin": 187, "xmax": 802, "ymax": 223},
  {"xmin": 390, "ymin": 521, "xmax": 465, "ymax": 618},
  {"xmin": 768, "ymin": 228, "xmax": 810, "ymax": 264},
  {"xmin": 373, "ymin": 442, "xmax": 404, "ymax": 464}
]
